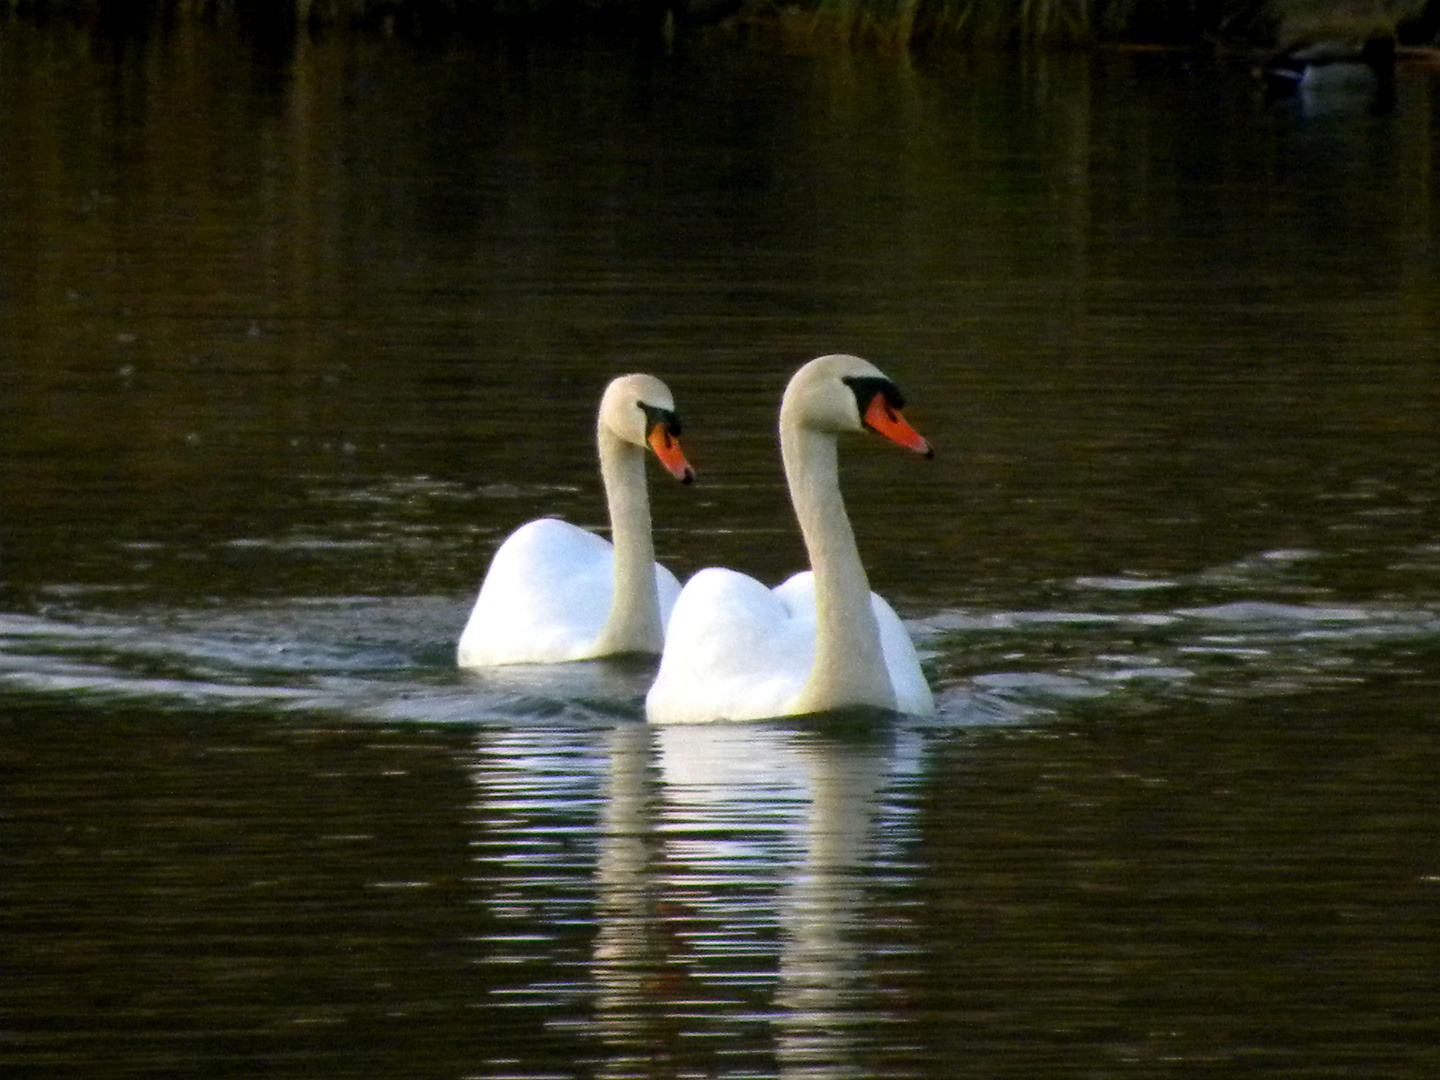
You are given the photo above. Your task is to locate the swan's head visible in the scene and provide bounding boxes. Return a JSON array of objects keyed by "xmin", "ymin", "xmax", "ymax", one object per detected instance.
[
  {"xmin": 600, "ymin": 373, "xmax": 695, "ymax": 484},
  {"xmin": 781, "ymin": 354, "xmax": 933, "ymax": 457}
]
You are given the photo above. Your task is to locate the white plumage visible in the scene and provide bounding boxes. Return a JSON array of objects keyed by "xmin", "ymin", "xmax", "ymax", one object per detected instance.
[
  {"xmin": 458, "ymin": 373, "xmax": 692, "ymax": 667},
  {"xmin": 647, "ymin": 355, "xmax": 934, "ymax": 723}
]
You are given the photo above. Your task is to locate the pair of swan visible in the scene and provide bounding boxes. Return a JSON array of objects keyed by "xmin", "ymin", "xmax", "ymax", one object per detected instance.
[{"xmin": 456, "ymin": 355, "xmax": 936, "ymax": 722}]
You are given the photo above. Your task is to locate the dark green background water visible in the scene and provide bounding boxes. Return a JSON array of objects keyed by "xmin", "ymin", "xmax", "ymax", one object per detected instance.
[{"xmin": 3, "ymin": 20, "xmax": 1438, "ymax": 1079}]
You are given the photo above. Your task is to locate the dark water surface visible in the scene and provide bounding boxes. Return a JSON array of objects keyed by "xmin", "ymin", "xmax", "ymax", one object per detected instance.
[{"xmin": 4, "ymin": 19, "xmax": 1440, "ymax": 1079}]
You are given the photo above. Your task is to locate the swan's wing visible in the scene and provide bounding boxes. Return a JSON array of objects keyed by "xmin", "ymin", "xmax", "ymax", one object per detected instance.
[
  {"xmin": 771, "ymin": 570, "xmax": 819, "ymax": 619},
  {"xmin": 780, "ymin": 574, "xmax": 934, "ymax": 716},
  {"xmin": 871, "ymin": 593, "xmax": 936, "ymax": 716},
  {"xmin": 458, "ymin": 518, "xmax": 615, "ymax": 665},
  {"xmin": 646, "ymin": 567, "xmax": 816, "ymax": 723},
  {"xmin": 655, "ymin": 561, "xmax": 683, "ymax": 627}
]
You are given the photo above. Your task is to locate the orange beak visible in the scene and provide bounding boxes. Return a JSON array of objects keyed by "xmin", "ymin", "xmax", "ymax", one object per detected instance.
[
  {"xmin": 862, "ymin": 394, "xmax": 933, "ymax": 457},
  {"xmin": 648, "ymin": 424, "xmax": 695, "ymax": 484}
]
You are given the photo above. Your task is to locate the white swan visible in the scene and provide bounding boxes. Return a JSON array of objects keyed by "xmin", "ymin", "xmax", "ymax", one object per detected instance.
[
  {"xmin": 457, "ymin": 373, "xmax": 694, "ymax": 666},
  {"xmin": 646, "ymin": 354, "xmax": 935, "ymax": 723}
]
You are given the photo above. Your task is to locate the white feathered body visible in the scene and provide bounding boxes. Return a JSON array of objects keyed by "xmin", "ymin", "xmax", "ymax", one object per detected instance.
[
  {"xmin": 645, "ymin": 567, "xmax": 932, "ymax": 723},
  {"xmin": 458, "ymin": 518, "xmax": 682, "ymax": 666}
]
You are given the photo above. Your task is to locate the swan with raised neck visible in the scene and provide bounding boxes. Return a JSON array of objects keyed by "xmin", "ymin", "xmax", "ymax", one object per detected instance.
[
  {"xmin": 645, "ymin": 354, "xmax": 933, "ymax": 722},
  {"xmin": 457, "ymin": 373, "xmax": 693, "ymax": 666}
]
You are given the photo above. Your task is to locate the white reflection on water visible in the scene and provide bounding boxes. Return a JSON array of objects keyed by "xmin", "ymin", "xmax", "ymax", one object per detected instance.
[
  {"xmin": 588, "ymin": 718, "xmax": 924, "ymax": 1076},
  {"xmin": 4, "ymin": 557, "xmax": 1438, "ymax": 1078}
]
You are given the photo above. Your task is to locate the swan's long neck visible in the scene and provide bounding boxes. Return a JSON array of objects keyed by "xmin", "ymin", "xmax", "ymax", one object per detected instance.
[
  {"xmin": 593, "ymin": 424, "xmax": 664, "ymax": 655},
  {"xmin": 782, "ymin": 423, "xmax": 896, "ymax": 713}
]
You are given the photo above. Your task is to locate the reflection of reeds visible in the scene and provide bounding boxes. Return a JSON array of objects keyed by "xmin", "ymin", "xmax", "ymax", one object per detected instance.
[
  {"xmin": 1274, "ymin": 3, "xmax": 1403, "ymax": 46},
  {"xmin": 784, "ymin": 0, "xmax": 1426, "ymax": 49},
  {"xmin": 9, "ymin": 0, "xmax": 1434, "ymax": 47},
  {"xmin": 751, "ymin": 0, "xmax": 1079, "ymax": 52}
]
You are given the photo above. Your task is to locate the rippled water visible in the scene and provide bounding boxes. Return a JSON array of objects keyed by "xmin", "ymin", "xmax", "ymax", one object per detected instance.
[{"xmin": 4, "ymin": 18, "xmax": 1440, "ymax": 1080}]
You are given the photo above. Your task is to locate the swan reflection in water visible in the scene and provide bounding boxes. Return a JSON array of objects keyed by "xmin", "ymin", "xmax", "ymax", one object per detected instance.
[{"xmin": 594, "ymin": 716, "xmax": 924, "ymax": 1076}]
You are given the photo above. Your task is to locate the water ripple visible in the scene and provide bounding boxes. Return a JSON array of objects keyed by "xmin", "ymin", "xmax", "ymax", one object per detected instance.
[{"xmin": 3, "ymin": 546, "xmax": 1437, "ymax": 724}]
